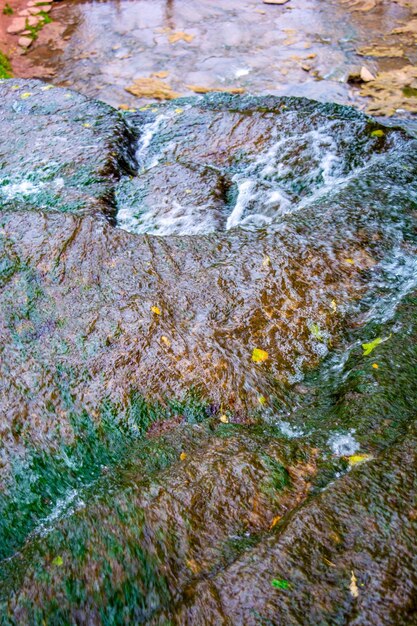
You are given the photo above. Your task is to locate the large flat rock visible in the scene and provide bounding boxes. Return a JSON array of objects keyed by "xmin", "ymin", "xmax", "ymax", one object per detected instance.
[{"xmin": 0, "ymin": 79, "xmax": 417, "ymax": 623}]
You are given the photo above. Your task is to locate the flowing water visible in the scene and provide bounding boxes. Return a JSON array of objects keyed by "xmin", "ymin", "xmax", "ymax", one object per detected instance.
[
  {"xmin": 1, "ymin": 1, "xmax": 417, "ymax": 619},
  {"xmin": 25, "ymin": 0, "xmax": 415, "ymax": 114}
]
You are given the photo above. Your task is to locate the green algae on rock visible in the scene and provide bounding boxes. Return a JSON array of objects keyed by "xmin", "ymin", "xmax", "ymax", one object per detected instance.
[{"xmin": 0, "ymin": 79, "xmax": 136, "ymax": 217}]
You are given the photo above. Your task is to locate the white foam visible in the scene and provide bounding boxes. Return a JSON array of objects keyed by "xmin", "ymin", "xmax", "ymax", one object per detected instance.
[
  {"xmin": 328, "ymin": 431, "xmax": 360, "ymax": 456},
  {"xmin": 1, "ymin": 177, "xmax": 65, "ymax": 200},
  {"xmin": 235, "ymin": 67, "xmax": 250, "ymax": 78},
  {"xmin": 275, "ymin": 420, "xmax": 305, "ymax": 438}
]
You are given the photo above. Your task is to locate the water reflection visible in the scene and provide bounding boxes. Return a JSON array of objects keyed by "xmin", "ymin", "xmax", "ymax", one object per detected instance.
[{"xmin": 26, "ymin": 0, "xmax": 410, "ymax": 110}]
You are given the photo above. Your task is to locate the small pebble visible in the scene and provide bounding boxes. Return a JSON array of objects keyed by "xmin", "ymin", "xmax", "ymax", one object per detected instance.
[
  {"xmin": 6, "ymin": 18, "xmax": 27, "ymax": 34},
  {"xmin": 18, "ymin": 36, "xmax": 33, "ymax": 48}
]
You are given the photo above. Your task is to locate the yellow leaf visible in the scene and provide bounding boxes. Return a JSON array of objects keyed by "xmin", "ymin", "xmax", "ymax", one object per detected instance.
[
  {"xmin": 350, "ymin": 571, "xmax": 359, "ymax": 598},
  {"xmin": 372, "ymin": 363, "xmax": 379, "ymax": 369},
  {"xmin": 52, "ymin": 556, "xmax": 63, "ymax": 566},
  {"xmin": 270, "ymin": 515, "xmax": 281, "ymax": 529},
  {"xmin": 83, "ymin": 123, "xmax": 91, "ymax": 128},
  {"xmin": 41, "ymin": 85, "xmax": 54, "ymax": 91},
  {"xmin": 186, "ymin": 84, "xmax": 245, "ymax": 94},
  {"xmin": 258, "ymin": 395, "xmax": 267, "ymax": 406},
  {"xmin": 347, "ymin": 454, "xmax": 373, "ymax": 466},
  {"xmin": 331, "ymin": 299, "xmax": 337, "ymax": 313},
  {"xmin": 161, "ymin": 335, "xmax": 171, "ymax": 347},
  {"xmin": 125, "ymin": 78, "xmax": 179, "ymax": 100},
  {"xmin": 152, "ymin": 70, "xmax": 169, "ymax": 79},
  {"xmin": 362, "ymin": 334, "xmax": 390, "ymax": 356},
  {"xmin": 185, "ymin": 189, "xmax": 192, "ymax": 194},
  {"xmin": 252, "ymin": 348, "xmax": 268, "ymax": 363},
  {"xmin": 174, "ymin": 108, "xmax": 184, "ymax": 114},
  {"xmin": 168, "ymin": 31, "xmax": 194, "ymax": 44},
  {"xmin": 185, "ymin": 558, "xmax": 200, "ymax": 574},
  {"xmin": 220, "ymin": 414, "xmax": 229, "ymax": 423},
  {"xmin": 20, "ymin": 92, "xmax": 33, "ymax": 99},
  {"xmin": 262, "ymin": 255, "xmax": 271, "ymax": 267},
  {"xmin": 151, "ymin": 306, "xmax": 161, "ymax": 315},
  {"xmin": 345, "ymin": 258, "xmax": 355, "ymax": 265},
  {"xmin": 180, "ymin": 452, "xmax": 187, "ymax": 461}
]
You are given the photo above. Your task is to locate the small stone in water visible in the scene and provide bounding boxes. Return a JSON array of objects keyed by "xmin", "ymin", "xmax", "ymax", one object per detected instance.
[{"xmin": 360, "ymin": 66, "xmax": 375, "ymax": 82}]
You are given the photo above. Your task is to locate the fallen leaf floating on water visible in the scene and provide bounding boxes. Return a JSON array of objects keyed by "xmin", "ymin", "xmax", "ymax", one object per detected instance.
[
  {"xmin": 258, "ymin": 395, "xmax": 267, "ymax": 406},
  {"xmin": 125, "ymin": 77, "xmax": 180, "ymax": 100},
  {"xmin": 262, "ymin": 255, "xmax": 271, "ymax": 267},
  {"xmin": 185, "ymin": 559, "xmax": 200, "ymax": 574},
  {"xmin": 331, "ymin": 300, "xmax": 337, "ymax": 313},
  {"xmin": 362, "ymin": 337, "xmax": 382, "ymax": 355},
  {"xmin": 350, "ymin": 571, "xmax": 359, "ymax": 598},
  {"xmin": 357, "ymin": 45, "xmax": 405, "ymax": 58},
  {"xmin": 151, "ymin": 305, "xmax": 161, "ymax": 315},
  {"xmin": 270, "ymin": 515, "xmax": 282, "ymax": 529},
  {"xmin": 347, "ymin": 453, "xmax": 374, "ymax": 466},
  {"xmin": 360, "ymin": 66, "xmax": 417, "ymax": 116},
  {"xmin": 152, "ymin": 70, "xmax": 169, "ymax": 79},
  {"xmin": 186, "ymin": 85, "xmax": 245, "ymax": 94},
  {"xmin": 160, "ymin": 335, "xmax": 171, "ymax": 347},
  {"xmin": 362, "ymin": 334, "xmax": 391, "ymax": 356},
  {"xmin": 252, "ymin": 348, "xmax": 269, "ymax": 363},
  {"xmin": 168, "ymin": 31, "xmax": 194, "ymax": 44},
  {"xmin": 392, "ymin": 19, "xmax": 417, "ymax": 35},
  {"xmin": 371, "ymin": 129, "xmax": 384, "ymax": 137},
  {"xmin": 20, "ymin": 92, "xmax": 32, "ymax": 99},
  {"xmin": 309, "ymin": 323, "xmax": 323, "ymax": 341},
  {"xmin": 344, "ymin": 0, "xmax": 378, "ymax": 11},
  {"xmin": 271, "ymin": 578, "xmax": 290, "ymax": 589}
]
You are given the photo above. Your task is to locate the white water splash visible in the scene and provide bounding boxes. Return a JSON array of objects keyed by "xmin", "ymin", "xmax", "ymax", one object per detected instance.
[
  {"xmin": 119, "ymin": 118, "xmax": 383, "ymax": 237},
  {"xmin": 328, "ymin": 430, "xmax": 360, "ymax": 456},
  {"xmin": 0, "ymin": 177, "xmax": 65, "ymax": 200}
]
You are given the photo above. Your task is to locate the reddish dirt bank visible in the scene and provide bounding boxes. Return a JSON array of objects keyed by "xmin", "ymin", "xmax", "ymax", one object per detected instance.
[{"xmin": 0, "ymin": 0, "xmax": 67, "ymax": 79}]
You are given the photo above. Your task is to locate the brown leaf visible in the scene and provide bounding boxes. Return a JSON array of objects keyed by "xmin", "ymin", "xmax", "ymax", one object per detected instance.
[
  {"xmin": 186, "ymin": 85, "xmax": 245, "ymax": 94},
  {"xmin": 125, "ymin": 77, "xmax": 180, "ymax": 100}
]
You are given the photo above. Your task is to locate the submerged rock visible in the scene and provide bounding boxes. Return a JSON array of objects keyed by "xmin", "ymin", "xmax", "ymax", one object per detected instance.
[{"xmin": 0, "ymin": 78, "xmax": 417, "ymax": 622}]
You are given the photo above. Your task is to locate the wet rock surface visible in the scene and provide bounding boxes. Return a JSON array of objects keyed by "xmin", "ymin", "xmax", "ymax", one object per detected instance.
[
  {"xmin": 0, "ymin": 79, "xmax": 135, "ymax": 217},
  {"xmin": 1, "ymin": 79, "xmax": 417, "ymax": 622}
]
